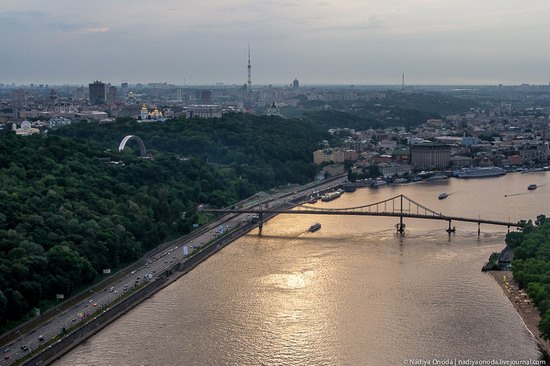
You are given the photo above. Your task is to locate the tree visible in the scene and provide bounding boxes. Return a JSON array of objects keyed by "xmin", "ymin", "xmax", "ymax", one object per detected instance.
[
  {"xmin": 0, "ymin": 290, "xmax": 7, "ymax": 323},
  {"xmin": 540, "ymin": 310, "xmax": 550, "ymax": 340}
]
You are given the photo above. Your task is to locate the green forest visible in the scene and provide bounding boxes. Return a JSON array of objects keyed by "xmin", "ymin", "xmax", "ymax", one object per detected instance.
[
  {"xmin": 0, "ymin": 113, "xmax": 329, "ymax": 330},
  {"xmin": 505, "ymin": 216, "xmax": 550, "ymax": 339},
  {"xmin": 52, "ymin": 113, "xmax": 329, "ymax": 187}
]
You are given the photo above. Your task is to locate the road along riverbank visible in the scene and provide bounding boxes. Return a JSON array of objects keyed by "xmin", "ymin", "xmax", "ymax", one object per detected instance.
[
  {"xmin": 10, "ymin": 176, "xmax": 343, "ymax": 364},
  {"xmin": 20, "ymin": 205, "xmax": 289, "ymax": 365},
  {"xmin": 490, "ymin": 270, "xmax": 550, "ymax": 361}
]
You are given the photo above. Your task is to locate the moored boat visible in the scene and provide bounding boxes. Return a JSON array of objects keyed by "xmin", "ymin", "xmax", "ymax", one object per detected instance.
[
  {"xmin": 342, "ymin": 183, "xmax": 357, "ymax": 192},
  {"xmin": 455, "ymin": 166, "xmax": 507, "ymax": 179},
  {"xmin": 428, "ymin": 174, "xmax": 448, "ymax": 180},
  {"xmin": 306, "ymin": 197, "xmax": 318, "ymax": 204},
  {"xmin": 371, "ymin": 179, "xmax": 387, "ymax": 187},
  {"xmin": 321, "ymin": 190, "xmax": 343, "ymax": 202}
]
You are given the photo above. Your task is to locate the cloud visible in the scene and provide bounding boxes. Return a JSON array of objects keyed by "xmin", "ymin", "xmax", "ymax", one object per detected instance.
[
  {"xmin": 327, "ymin": 15, "xmax": 384, "ymax": 32},
  {"xmin": 0, "ymin": 9, "xmax": 107, "ymax": 35},
  {"xmin": 74, "ymin": 27, "xmax": 109, "ymax": 34}
]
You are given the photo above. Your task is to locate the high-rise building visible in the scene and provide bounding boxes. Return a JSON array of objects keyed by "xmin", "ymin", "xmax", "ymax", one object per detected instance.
[
  {"xmin": 120, "ymin": 82, "xmax": 129, "ymax": 96},
  {"xmin": 48, "ymin": 89, "xmax": 58, "ymax": 106},
  {"xmin": 176, "ymin": 88, "xmax": 184, "ymax": 101},
  {"xmin": 200, "ymin": 90, "xmax": 212, "ymax": 105},
  {"xmin": 293, "ymin": 79, "xmax": 299, "ymax": 89},
  {"xmin": 410, "ymin": 143, "xmax": 451, "ymax": 169},
  {"xmin": 12, "ymin": 89, "xmax": 26, "ymax": 106},
  {"xmin": 89, "ymin": 81, "xmax": 106, "ymax": 105},
  {"xmin": 107, "ymin": 86, "xmax": 118, "ymax": 104}
]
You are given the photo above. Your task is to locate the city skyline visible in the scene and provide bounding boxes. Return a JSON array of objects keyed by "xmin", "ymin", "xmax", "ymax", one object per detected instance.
[{"xmin": 1, "ymin": 0, "xmax": 550, "ymax": 86}]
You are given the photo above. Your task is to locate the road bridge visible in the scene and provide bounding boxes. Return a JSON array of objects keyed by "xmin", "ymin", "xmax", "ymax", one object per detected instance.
[{"xmin": 204, "ymin": 194, "xmax": 521, "ymax": 235}]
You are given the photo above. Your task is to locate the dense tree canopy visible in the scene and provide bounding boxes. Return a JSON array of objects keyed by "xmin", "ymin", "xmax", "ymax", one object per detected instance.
[
  {"xmin": 0, "ymin": 113, "xmax": 329, "ymax": 329},
  {"xmin": 52, "ymin": 113, "xmax": 329, "ymax": 187},
  {"xmin": 507, "ymin": 216, "xmax": 550, "ymax": 339}
]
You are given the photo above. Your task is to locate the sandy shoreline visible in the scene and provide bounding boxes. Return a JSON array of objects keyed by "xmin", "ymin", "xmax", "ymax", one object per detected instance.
[{"xmin": 489, "ymin": 270, "xmax": 550, "ymax": 358}]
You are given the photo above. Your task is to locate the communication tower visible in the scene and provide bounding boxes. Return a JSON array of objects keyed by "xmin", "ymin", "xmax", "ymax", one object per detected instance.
[{"xmin": 247, "ymin": 44, "xmax": 252, "ymax": 93}]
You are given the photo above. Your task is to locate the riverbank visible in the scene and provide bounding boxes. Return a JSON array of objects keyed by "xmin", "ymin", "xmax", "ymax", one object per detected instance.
[
  {"xmin": 489, "ymin": 270, "xmax": 550, "ymax": 359},
  {"xmin": 21, "ymin": 220, "xmax": 263, "ymax": 366}
]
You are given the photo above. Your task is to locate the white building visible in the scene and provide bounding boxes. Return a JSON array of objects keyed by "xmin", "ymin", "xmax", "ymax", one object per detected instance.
[
  {"xmin": 313, "ymin": 148, "xmax": 345, "ymax": 165},
  {"xmin": 266, "ymin": 102, "xmax": 283, "ymax": 118},
  {"xmin": 13, "ymin": 120, "xmax": 40, "ymax": 135},
  {"xmin": 77, "ymin": 111, "xmax": 108, "ymax": 121},
  {"xmin": 48, "ymin": 117, "xmax": 72, "ymax": 129},
  {"xmin": 186, "ymin": 105, "xmax": 222, "ymax": 119},
  {"xmin": 379, "ymin": 163, "xmax": 412, "ymax": 177}
]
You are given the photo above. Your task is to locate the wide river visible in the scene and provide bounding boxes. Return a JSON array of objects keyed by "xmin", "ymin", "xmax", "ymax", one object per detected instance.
[{"xmin": 56, "ymin": 172, "xmax": 550, "ymax": 366}]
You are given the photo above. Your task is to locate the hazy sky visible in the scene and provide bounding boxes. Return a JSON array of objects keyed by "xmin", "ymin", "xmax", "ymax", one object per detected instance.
[{"xmin": 2, "ymin": 0, "xmax": 550, "ymax": 86}]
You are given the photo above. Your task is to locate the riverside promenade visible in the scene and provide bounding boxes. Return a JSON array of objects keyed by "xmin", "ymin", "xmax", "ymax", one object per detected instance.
[{"xmin": 490, "ymin": 271, "xmax": 550, "ymax": 360}]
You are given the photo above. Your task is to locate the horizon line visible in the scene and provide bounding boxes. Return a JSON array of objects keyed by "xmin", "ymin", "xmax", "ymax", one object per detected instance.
[{"xmin": 2, "ymin": 82, "xmax": 550, "ymax": 88}]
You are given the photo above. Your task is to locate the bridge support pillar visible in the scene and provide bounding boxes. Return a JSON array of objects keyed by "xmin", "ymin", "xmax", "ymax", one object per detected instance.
[
  {"xmin": 258, "ymin": 212, "xmax": 263, "ymax": 236},
  {"xmin": 477, "ymin": 222, "xmax": 481, "ymax": 237},
  {"xmin": 396, "ymin": 215, "xmax": 405, "ymax": 234},
  {"xmin": 446, "ymin": 220, "xmax": 455, "ymax": 234}
]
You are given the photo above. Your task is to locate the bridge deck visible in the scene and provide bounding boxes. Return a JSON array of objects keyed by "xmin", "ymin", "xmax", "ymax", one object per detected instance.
[
  {"xmin": 205, "ymin": 208, "xmax": 520, "ymax": 228},
  {"xmin": 206, "ymin": 193, "xmax": 521, "ymax": 229}
]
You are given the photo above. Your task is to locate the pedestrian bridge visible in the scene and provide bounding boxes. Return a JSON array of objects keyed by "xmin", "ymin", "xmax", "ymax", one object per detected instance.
[{"xmin": 205, "ymin": 194, "xmax": 521, "ymax": 235}]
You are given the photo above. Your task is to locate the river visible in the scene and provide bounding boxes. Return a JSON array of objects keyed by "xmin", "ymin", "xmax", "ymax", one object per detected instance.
[{"xmin": 56, "ymin": 171, "xmax": 550, "ymax": 366}]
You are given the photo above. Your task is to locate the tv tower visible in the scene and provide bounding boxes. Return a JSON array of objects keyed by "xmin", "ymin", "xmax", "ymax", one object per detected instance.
[
  {"xmin": 247, "ymin": 44, "xmax": 252, "ymax": 93},
  {"xmin": 402, "ymin": 72, "xmax": 405, "ymax": 91}
]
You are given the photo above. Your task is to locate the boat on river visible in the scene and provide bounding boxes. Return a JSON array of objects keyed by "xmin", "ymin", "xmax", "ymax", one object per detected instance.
[
  {"xmin": 455, "ymin": 166, "xmax": 507, "ymax": 179},
  {"xmin": 438, "ymin": 192, "xmax": 449, "ymax": 200},
  {"xmin": 528, "ymin": 184, "xmax": 537, "ymax": 191},
  {"xmin": 309, "ymin": 223, "xmax": 321, "ymax": 232}
]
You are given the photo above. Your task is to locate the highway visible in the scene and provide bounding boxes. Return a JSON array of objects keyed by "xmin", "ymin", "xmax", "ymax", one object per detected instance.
[{"xmin": 1, "ymin": 175, "xmax": 346, "ymax": 365}]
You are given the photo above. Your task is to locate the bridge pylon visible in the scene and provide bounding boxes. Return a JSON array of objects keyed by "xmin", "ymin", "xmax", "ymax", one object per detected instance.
[
  {"xmin": 396, "ymin": 195, "xmax": 405, "ymax": 234},
  {"xmin": 446, "ymin": 220, "xmax": 456, "ymax": 234},
  {"xmin": 396, "ymin": 220, "xmax": 406, "ymax": 234}
]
